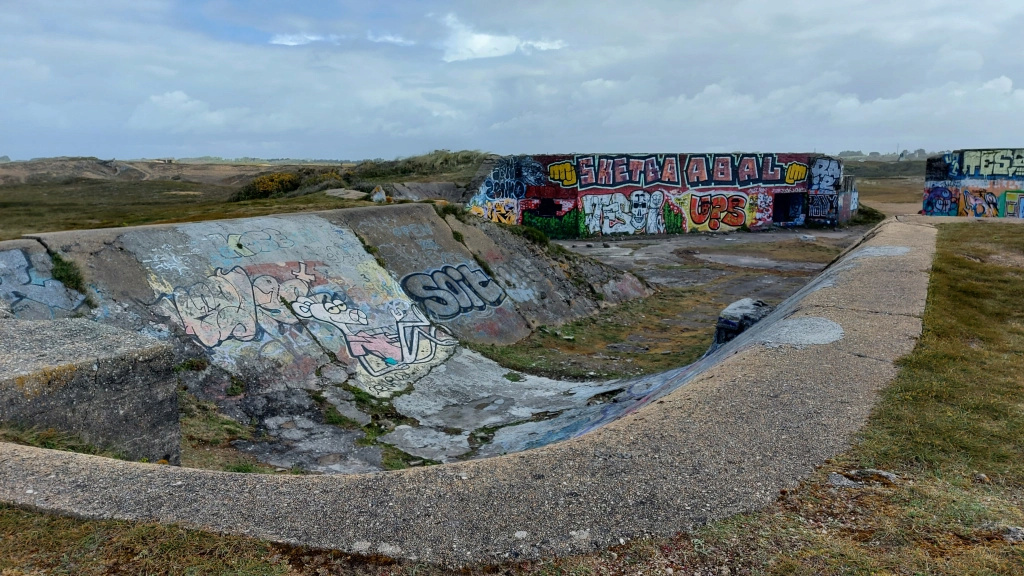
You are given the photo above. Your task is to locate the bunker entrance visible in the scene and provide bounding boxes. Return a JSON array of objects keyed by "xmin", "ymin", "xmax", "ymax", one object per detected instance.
[{"xmin": 772, "ymin": 192, "xmax": 805, "ymax": 225}]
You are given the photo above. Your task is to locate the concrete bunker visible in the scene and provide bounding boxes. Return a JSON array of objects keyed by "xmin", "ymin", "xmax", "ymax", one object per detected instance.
[{"xmin": 0, "ymin": 218, "xmax": 933, "ymax": 566}]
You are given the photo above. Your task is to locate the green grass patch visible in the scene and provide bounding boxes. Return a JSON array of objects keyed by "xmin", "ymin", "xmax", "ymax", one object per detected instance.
[
  {"xmin": 0, "ymin": 423, "xmax": 125, "ymax": 460},
  {"xmin": 173, "ymin": 357, "xmax": 210, "ymax": 373},
  {"xmin": 850, "ymin": 202, "xmax": 887, "ymax": 226},
  {"xmin": 473, "ymin": 287, "xmax": 719, "ymax": 380}
]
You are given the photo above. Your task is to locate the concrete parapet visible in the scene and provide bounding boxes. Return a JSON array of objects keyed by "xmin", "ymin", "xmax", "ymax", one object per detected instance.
[{"xmin": 0, "ymin": 318, "xmax": 180, "ymax": 463}]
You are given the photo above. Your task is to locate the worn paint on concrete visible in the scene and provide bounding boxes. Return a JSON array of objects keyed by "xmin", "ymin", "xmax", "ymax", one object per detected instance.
[
  {"xmin": 120, "ymin": 215, "xmax": 457, "ymax": 398},
  {"xmin": 0, "ymin": 240, "xmax": 86, "ymax": 319}
]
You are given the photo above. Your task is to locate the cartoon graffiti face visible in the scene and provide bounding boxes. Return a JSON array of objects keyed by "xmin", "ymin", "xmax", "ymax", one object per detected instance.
[
  {"xmin": 630, "ymin": 191, "xmax": 651, "ymax": 229},
  {"xmin": 174, "ymin": 268, "xmax": 259, "ymax": 347},
  {"xmin": 924, "ymin": 187, "xmax": 955, "ymax": 215},
  {"xmin": 810, "ymin": 159, "xmax": 841, "ymax": 193},
  {"xmin": 291, "ymin": 294, "xmax": 368, "ymax": 332}
]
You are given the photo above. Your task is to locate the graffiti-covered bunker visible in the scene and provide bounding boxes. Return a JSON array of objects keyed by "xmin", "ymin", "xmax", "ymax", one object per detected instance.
[
  {"xmin": 923, "ymin": 149, "xmax": 1024, "ymax": 218},
  {"xmin": 468, "ymin": 153, "xmax": 858, "ymax": 237}
]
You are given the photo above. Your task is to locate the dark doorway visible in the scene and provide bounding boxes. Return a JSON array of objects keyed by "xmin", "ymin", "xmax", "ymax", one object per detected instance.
[
  {"xmin": 538, "ymin": 198, "xmax": 558, "ymax": 217},
  {"xmin": 772, "ymin": 193, "xmax": 804, "ymax": 224}
]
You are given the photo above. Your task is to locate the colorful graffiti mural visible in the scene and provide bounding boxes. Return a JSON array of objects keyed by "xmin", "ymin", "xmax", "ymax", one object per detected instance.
[
  {"xmin": 469, "ymin": 153, "xmax": 852, "ymax": 237},
  {"xmin": 924, "ymin": 150, "xmax": 1024, "ymax": 218},
  {"xmin": 132, "ymin": 217, "xmax": 457, "ymax": 397}
]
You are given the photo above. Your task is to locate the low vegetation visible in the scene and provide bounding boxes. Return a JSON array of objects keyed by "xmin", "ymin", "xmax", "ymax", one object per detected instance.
[
  {"xmin": 178, "ymin": 389, "xmax": 276, "ymax": 474},
  {"xmin": 474, "ymin": 286, "xmax": 721, "ymax": 379},
  {"xmin": 346, "ymin": 149, "xmax": 488, "ymax": 185},
  {"xmin": 0, "ymin": 178, "xmax": 374, "ymax": 240},
  {"xmin": 0, "ymin": 424, "xmax": 124, "ymax": 460}
]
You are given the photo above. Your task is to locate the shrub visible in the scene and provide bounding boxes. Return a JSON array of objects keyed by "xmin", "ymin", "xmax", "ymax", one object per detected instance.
[{"xmin": 230, "ymin": 172, "xmax": 301, "ymax": 201}]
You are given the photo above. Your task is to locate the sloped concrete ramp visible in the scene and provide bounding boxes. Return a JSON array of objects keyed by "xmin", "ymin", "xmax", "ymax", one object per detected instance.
[{"xmin": 0, "ymin": 219, "xmax": 935, "ymax": 566}]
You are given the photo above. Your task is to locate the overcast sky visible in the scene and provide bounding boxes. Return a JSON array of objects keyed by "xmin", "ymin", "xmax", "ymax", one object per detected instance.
[{"xmin": 2, "ymin": 0, "xmax": 1024, "ymax": 161}]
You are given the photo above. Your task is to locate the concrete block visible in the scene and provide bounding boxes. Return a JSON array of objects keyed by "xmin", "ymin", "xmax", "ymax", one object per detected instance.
[{"xmin": 0, "ymin": 319, "xmax": 180, "ymax": 463}]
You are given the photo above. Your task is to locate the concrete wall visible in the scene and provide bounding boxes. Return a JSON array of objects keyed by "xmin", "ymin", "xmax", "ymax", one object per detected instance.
[
  {"xmin": 924, "ymin": 149, "xmax": 1024, "ymax": 217},
  {"xmin": 0, "ymin": 318, "xmax": 179, "ymax": 463},
  {"xmin": 468, "ymin": 153, "xmax": 855, "ymax": 237}
]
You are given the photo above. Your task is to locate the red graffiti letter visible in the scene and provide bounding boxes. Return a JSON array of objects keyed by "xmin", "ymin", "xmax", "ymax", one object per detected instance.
[
  {"xmin": 578, "ymin": 157, "xmax": 596, "ymax": 186},
  {"xmin": 737, "ymin": 156, "xmax": 758, "ymax": 184},
  {"xmin": 686, "ymin": 156, "xmax": 709, "ymax": 185},
  {"xmin": 662, "ymin": 156, "xmax": 679, "ymax": 184},
  {"xmin": 713, "ymin": 156, "xmax": 733, "ymax": 182},
  {"xmin": 597, "ymin": 158, "xmax": 613, "ymax": 185}
]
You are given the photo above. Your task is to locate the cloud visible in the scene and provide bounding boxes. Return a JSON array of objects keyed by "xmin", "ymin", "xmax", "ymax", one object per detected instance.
[
  {"xmin": 128, "ymin": 91, "xmax": 247, "ymax": 133},
  {"xmin": 269, "ymin": 33, "xmax": 340, "ymax": 46},
  {"xmin": 441, "ymin": 14, "xmax": 565, "ymax": 62},
  {"xmin": 367, "ymin": 32, "xmax": 415, "ymax": 47}
]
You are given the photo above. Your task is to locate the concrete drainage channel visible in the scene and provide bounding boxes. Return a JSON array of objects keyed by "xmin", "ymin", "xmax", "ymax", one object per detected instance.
[{"xmin": 0, "ymin": 215, "xmax": 935, "ymax": 566}]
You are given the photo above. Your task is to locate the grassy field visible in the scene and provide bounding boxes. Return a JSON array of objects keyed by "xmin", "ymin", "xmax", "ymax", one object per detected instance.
[
  {"xmin": 0, "ymin": 179, "xmax": 374, "ymax": 240},
  {"xmin": 2, "ymin": 222, "xmax": 1022, "ymax": 574}
]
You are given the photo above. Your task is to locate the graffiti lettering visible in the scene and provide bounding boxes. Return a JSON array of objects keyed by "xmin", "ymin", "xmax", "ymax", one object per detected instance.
[
  {"xmin": 479, "ymin": 156, "xmax": 547, "ymax": 200},
  {"xmin": 689, "ymin": 194, "xmax": 747, "ymax": 231},
  {"xmin": 576, "ymin": 155, "xmax": 680, "ymax": 190},
  {"xmin": 401, "ymin": 264, "xmax": 506, "ymax": 320},
  {"xmin": 683, "ymin": 154, "xmax": 806, "ymax": 188},
  {"xmin": 810, "ymin": 158, "xmax": 841, "ymax": 194},
  {"xmin": 961, "ymin": 149, "xmax": 1024, "ymax": 178},
  {"xmin": 808, "ymin": 194, "xmax": 839, "ymax": 218}
]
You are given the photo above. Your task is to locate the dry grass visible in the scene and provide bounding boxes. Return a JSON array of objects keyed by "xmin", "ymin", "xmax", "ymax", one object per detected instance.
[{"xmin": 0, "ymin": 179, "xmax": 373, "ymax": 240}]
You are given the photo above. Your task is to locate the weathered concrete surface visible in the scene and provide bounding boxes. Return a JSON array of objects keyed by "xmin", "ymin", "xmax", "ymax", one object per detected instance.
[
  {"xmin": 0, "ymin": 318, "xmax": 180, "ymax": 463},
  {"xmin": 0, "ymin": 218, "xmax": 935, "ymax": 566},
  {"xmin": 0, "ymin": 239, "xmax": 87, "ymax": 319},
  {"xmin": 325, "ymin": 205, "xmax": 532, "ymax": 345},
  {"xmin": 388, "ymin": 182, "xmax": 464, "ymax": 203},
  {"xmin": 446, "ymin": 215, "xmax": 649, "ymax": 329}
]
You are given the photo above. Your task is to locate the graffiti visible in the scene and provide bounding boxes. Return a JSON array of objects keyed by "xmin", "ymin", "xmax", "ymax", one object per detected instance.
[
  {"xmin": 208, "ymin": 228, "xmax": 294, "ymax": 260},
  {"xmin": 961, "ymin": 189, "xmax": 999, "ymax": 218},
  {"xmin": 923, "ymin": 186, "xmax": 959, "ymax": 216},
  {"xmin": 1004, "ymin": 191, "xmax": 1024, "ymax": 218},
  {"xmin": 575, "ymin": 155, "xmax": 680, "ymax": 190},
  {"xmin": 479, "ymin": 156, "xmax": 547, "ymax": 200},
  {"xmin": 401, "ymin": 264, "xmax": 506, "ymax": 321},
  {"xmin": 683, "ymin": 154, "xmax": 807, "ymax": 188},
  {"xmin": 688, "ymin": 193, "xmax": 748, "ymax": 231},
  {"xmin": 0, "ymin": 248, "xmax": 86, "ymax": 319},
  {"xmin": 580, "ymin": 190, "xmax": 666, "ymax": 235},
  {"xmin": 961, "ymin": 149, "xmax": 1024, "ymax": 178},
  {"xmin": 136, "ymin": 218, "xmax": 459, "ymax": 397},
  {"xmin": 291, "ymin": 293, "xmax": 457, "ymax": 378},
  {"xmin": 808, "ymin": 194, "xmax": 839, "ymax": 219},
  {"xmin": 468, "ymin": 153, "xmax": 850, "ymax": 235},
  {"xmin": 810, "ymin": 158, "xmax": 841, "ymax": 194},
  {"xmin": 850, "ymin": 188, "xmax": 860, "ymax": 211},
  {"xmin": 469, "ymin": 198, "xmax": 519, "ymax": 225},
  {"xmin": 753, "ymin": 190, "xmax": 774, "ymax": 228}
]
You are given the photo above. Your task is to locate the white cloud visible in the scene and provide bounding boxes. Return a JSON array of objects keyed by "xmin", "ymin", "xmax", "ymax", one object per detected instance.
[
  {"xmin": 367, "ymin": 32, "xmax": 415, "ymax": 47},
  {"xmin": 269, "ymin": 33, "xmax": 340, "ymax": 46},
  {"xmin": 441, "ymin": 14, "xmax": 565, "ymax": 62},
  {"xmin": 128, "ymin": 91, "xmax": 247, "ymax": 133}
]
